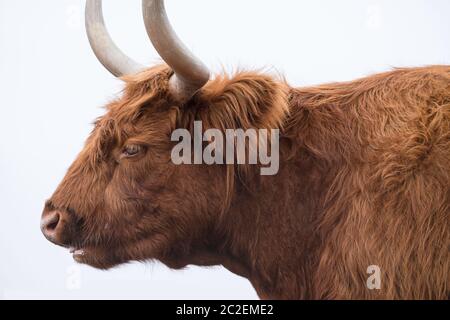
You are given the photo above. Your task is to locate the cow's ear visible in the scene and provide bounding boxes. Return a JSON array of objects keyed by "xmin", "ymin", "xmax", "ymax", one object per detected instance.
[{"xmin": 195, "ymin": 71, "xmax": 290, "ymax": 131}]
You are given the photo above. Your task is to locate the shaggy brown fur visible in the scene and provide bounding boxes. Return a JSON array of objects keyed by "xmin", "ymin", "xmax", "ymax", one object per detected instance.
[{"xmin": 43, "ymin": 64, "xmax": 450, "ymax": 300}]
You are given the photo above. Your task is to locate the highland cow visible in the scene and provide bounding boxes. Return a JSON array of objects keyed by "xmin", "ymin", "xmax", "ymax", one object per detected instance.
[{"xmin": 41, "ymin": 0, "xmax": 450, "ymax": 299}]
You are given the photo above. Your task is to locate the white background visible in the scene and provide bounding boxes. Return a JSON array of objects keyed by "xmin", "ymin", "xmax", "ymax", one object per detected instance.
[{"xmin": 0, "ymin": 0, "xmax": 449, "ymax": 299}]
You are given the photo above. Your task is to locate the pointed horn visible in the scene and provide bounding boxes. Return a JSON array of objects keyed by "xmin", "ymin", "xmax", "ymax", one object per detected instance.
[
  {"xmin": 85, "ymin": 0, "xmax": 144, "ymax": 77},
  {"xmin": 142, "ymin": 0, "xmax": 210, "ymax": 101}
]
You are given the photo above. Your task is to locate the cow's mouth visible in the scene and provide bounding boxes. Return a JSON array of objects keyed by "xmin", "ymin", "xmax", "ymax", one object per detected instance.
[
  {"xmin": 68, "ymin": 243, "xmax": 135, "ymax": 270},
  {"xmin": 68, "ymin": 246, "xmax": 113, "ymax": 269},
  {"xmin": 68, "ymin": 235, "xmax": 166, "ymax": 270},
  {"xmin": 70, "ymin": 247, "xmax": 88, "ymax": 262}
]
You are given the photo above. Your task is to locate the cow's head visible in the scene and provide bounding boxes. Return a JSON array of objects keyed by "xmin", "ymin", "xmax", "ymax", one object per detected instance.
[{"xmin": 41, "ymin": 0, "xmax": 288, "ymax": 270}]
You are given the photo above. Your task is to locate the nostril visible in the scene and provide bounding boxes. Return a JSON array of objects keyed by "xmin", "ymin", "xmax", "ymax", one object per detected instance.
[
  {"xmin": 41, "ymin": 207, "xmax": 77, "ymax": 247},
  {"xmin": 41, "ymin": 211, "xmax": 61, "ymax": 236},
  {"xmin": 46, "ymin": 213, "xmax": 60, "ymax": 231}
]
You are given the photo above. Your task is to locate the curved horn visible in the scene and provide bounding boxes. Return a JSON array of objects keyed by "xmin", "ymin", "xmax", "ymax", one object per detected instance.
[
  {"xmin": 85, "ymin": 0, "xmax": 144, "ymax": 77},
  {"xmin": 142, "ymin": 0, "xmax": 210, "ymax": 101}
]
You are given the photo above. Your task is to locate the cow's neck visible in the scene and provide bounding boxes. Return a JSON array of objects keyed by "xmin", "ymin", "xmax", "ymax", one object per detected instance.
[
  {"xmin": 167, "ymin": 88, "xmax": 334, "ymax": 299},
  {"xmin": 214, "ymin": 140, "xmax": 330, "ymax": 299}
]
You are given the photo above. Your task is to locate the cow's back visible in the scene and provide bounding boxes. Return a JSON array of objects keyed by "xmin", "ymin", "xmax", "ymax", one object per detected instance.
[{"xmin": 288, "ymin": 65, "xmax": 450, "ymax": 299}]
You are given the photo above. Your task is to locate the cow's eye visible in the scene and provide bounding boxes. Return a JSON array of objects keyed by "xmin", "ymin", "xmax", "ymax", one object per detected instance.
[{"xmin": 122, "ymin": 145, "xmax": 143, "ymax": 157}]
